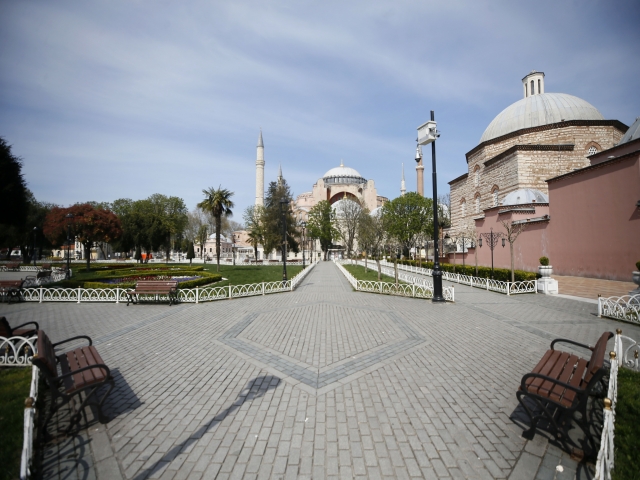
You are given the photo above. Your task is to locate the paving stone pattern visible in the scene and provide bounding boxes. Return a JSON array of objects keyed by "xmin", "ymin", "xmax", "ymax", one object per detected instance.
[{"xmin": 2, "ymin": 262, "xmax": 640, "ymax": 479}]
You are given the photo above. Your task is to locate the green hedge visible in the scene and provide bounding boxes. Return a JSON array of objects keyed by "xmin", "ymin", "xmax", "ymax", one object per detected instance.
[
  {"xmin": 396, "ymin": 259, "xmax": 537, "ymax": 282},
  {"xmin": 92, "ymin": 265, "xmax": 204, "ymax": 277}
]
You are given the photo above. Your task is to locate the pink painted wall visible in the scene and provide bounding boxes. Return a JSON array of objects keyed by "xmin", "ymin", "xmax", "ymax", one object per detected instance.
[{"xmin": 547, "ymin": 154, "xmax": 640, "ymax": 280}]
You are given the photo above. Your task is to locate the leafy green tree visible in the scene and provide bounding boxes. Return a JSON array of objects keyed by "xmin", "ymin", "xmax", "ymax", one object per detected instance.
[
  {"xmin": 334, "ymin": 198, "xmax": 362, "ymax": 259},
  {"xmin": 43, "ymin": 203, "xmax": 122, "ymax": 271},
  {"xmin": 262, "ymin": 179, "xmax": 298, "ymax": 258},
  {"xmin": 0, "ymin": 138, "xmax": 29, "ymax": 238},
  {"xmin": 357, "ymin": 209, "xmax": 387, "ymax": 280},
  {"xmin": 197, "ymin": 225, "xmax": 208, "ymax": 259},
  {"xmin": 306, "ymin": 200, "xmax": 337, "ymax": 261},
  {"xmin": 197, "ymin": 187, "xmax": 234, "ymax": 271},
  {"xmin": 382, "ymin": 192, "xmax": 433, "ymax": 256},
  {"xmin": 243, "ymin": 205, "xmax": 265, "ymax": 261}
]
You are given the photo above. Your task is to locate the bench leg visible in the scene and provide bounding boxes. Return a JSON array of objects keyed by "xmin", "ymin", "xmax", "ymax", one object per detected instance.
[
  {"xmin": 66, "ymin": 376, "xmax": 115, "ymax": 433},
  {"xmin": 517, "ymin": 391, "xmax": 565, "ymax": 441}
]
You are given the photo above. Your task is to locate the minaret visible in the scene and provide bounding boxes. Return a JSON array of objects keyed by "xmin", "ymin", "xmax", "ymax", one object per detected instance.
[
  {"xmin": 415, "ymin": 144, "xmax": 424, "ymax": 196},
  {"xmin": 277, "ymin": 163, "xmax": 283, "ymax": 187},
  {"xmin": 400, "ymin": 163, "xmax": 406, "ymax": 196},
  {"xmin": 255, "ymin": 130, "xmax": 265, "ymax": 206}
]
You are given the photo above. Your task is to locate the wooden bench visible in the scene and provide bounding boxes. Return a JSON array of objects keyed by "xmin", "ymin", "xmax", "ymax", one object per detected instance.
[
  {"xmin": 25, "ymin": 270, "xmax": 53, "ymax": 286},
  {"xmin": 0, "ymin": 280, "xmax": 25, "ymax": 303},
  {"xmin": 31, "ymin": 330, "xmax": 114, "ymax": 435},
  {"xmin": 126, "ymin": 280, "xmax": 178, "ymax": 306},
  {"xmin": 0, "ymin": 316, "xmax": 39, "ymax": 337},
  {"xmin": 40, "ymin": 262, "xmax": 52, "ymax": 271},
  {"xmin": 517, "ymin": 331, "xmax": 612, "ymax": 448},
  {"xmin": 6, "ymin": 261, "xmax": 20, "ymax": 271}
]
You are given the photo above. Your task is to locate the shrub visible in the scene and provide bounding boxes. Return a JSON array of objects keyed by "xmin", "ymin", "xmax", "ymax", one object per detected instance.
[
  {"xmin": 53, "ymin": 270, "xmax": 222, "ymax": 289},
  {"xmin": 636, "ymin": 260, "xmax": 640, "ymax": 271},
  {"xmin": 396, "ymin": 259, "xmax": 537, "ymax": 281},
  {"xmin": 539, "ymin": 256, "xmax": 549, "ymax": 266}
]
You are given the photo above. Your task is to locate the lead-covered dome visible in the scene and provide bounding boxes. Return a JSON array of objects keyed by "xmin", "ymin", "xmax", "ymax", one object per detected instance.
[
  {"xmin": 501, "ymin": 188, "xmax": 548, "ymax": 206},
  {"xmin": 323, "ymin": 161, "xmax": 366, "ymax": 185},
  {"xmin": 480, "ymin": 93, "xmax": 604, "ymax": 143},
  {"xmin": 619, "ymin": 117, "xmax": 640, "ymax": 145}
]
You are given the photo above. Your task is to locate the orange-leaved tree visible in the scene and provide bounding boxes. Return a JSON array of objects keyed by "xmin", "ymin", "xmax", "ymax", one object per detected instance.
[{"xmin": 43, "ymin": 203, "xmax": 122, "ymax": 271}]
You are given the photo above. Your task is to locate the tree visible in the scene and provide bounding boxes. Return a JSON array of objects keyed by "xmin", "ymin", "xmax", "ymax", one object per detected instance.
[
  {"xmin": 334, "ymin": 198, "xmax": 362, "ymax": 259},
  {"xmin": 501, "ymin": 219, "xmax": 527, "ymax": 282},
  {"xmin": 262, "ymin": 179, "xmax": 298, "ymax": 258},
  {"xmin": 382, "ymin": 192, "xmax": 432, "ymax": 259},
  {"xmin": 187, "ymin": 241, "xmax": 195, "ymax": 265},
  {"xmin": 306, "ymin": 200, "xmax": 337, "ymax": 261},
  {"xmin": 357, "ymin": 208, "xmax": 386, "ymax": 277},
  {"xmin": 197, "ymin": 186, "xmax": 234, "ymax": 272},
  {"xmin": 243, "ymin": 205, "xmax": 265, "ymax": 261},
  {"xmin": 43, "ymin": 203, "xmax": 122, "ymax": 271},
  {"xmin": 0, "ymin": 138, "xmax": 29, "ymax": 236},
  {"xmin": 197, "ymin": 225, "xmax": 208, "ymax": 259}
]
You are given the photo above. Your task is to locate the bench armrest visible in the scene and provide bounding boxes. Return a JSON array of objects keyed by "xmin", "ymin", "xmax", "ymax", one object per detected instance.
[
  {"xmin": 57, "ymin": 363, "xmax": 111, "ymax": 381},
  {"xmin": 520, "ymin": 372, "xmax": 586, "ymax": 396},
  {"xmin": 53, "ymin": 335, "xmax": 93, "ymax": 348},
  {"xmin": 14, "ymin": 321, "xmax": 39, "ymax": 331},
  {"xmin": 550, "ymin": 338, "xmax": 593, "ymax": 352}
]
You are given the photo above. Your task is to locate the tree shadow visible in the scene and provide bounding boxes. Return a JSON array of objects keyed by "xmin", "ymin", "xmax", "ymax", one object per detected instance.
[{"xmin": 133, "ymin": 375, "xmax": 281, "ymax": 480}]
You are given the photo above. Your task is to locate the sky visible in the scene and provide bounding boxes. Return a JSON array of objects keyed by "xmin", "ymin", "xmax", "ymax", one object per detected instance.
[{"xmin": 1, "ymin": 0, "xmax": 639, "ymax": 222}]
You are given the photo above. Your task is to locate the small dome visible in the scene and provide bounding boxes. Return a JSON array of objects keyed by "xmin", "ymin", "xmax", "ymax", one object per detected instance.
[
  {"xmin": 323, "ymin": 161, "xmax": 366, "ymax": 185},
  {"xmin": 370, "ymin": 206, "xmax": 382, "ymax": 217},
  {"xmin": 501, "ymin": 189, "xmax": 549, "ymax": 206},
  {"xmin": 480, "ymin": 93, "xmax": 604, "ymax": 143},
  {"xmin": 619, "ymin": 117, "xmax": 640, "ymax": 145}
]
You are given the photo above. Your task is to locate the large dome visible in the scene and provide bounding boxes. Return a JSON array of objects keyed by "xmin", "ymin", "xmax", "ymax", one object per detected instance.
[
  {"xmin": 323, "ymin": 162, "xmax": 366, "ymax": 185},
  {"xmin": 480, "ymin": 93, "xmax": 604, "ymax": 143}
]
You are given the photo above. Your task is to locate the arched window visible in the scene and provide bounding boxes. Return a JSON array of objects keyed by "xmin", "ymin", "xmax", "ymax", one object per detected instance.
[
  {"xmin": 461, "ymin": 200, "xmax": 466, "ymax": 217},
  {"xmin": 492, "ymin": 188, "xmax": 499, "ymax": 206},
  {"xmin": 531, "ymin": 80, "xmax": 535, "ymax": 95},
  {"xmin": 525, "ymin": 83, "xmax": 528, "ymax": 97},
  {"xmin": 538, "ymin": 79, "xmax": 541, "ymax": 94},
  {"xmin": 588, "ymin": 146, "xmax": 597, "ymax": 156},
  {"xmin": 475, "ymin": 196, "xmax": 480, "ymax": 213}
]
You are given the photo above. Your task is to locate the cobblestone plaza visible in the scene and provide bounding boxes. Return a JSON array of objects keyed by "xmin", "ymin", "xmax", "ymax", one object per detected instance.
[{"xmin": 3, "ymin": 262, "xmax": 639, "ymax": 479}]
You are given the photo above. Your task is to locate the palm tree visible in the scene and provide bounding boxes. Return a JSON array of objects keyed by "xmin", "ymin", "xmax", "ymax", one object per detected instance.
[{"xmin": 197, "ymin": 186, "xmax": 234, "ymax": 272}]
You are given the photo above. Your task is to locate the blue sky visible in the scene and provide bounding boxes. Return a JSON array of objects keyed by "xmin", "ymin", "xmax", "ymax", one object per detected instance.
[{"xmin": 1, "ymin": 0, "xmax": 639, "ymax": 221}]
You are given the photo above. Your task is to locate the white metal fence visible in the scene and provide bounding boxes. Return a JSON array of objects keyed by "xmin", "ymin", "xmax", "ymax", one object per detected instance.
[
  {"xmin": 18, "ymin": 259, "xmax": 318, "ymax": 304},
  {"xmin": 0, "ymin": 335, "xmax": 37, "ymax": 366},
  {"xmin": 335, "ymin": 260, "xmax": 454, "ymax": 302},
  {"xmin": 595, "ymin": 330, "xmax": 639, "ymax": 480},
  {"xmin": 598, "ymin": 294, "xmax": 640, "ymax": 325},
  {"xmin": 375, "ymin": 260, "xmax": 537, "ymax": 295},
  {"xmin": 20, "ymin": 366, "xmax": 39, "ymax": 480}
]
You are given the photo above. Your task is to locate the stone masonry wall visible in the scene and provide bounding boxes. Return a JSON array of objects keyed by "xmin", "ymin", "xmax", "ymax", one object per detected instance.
[{"xmin": 450, "ymin": 125, "xmax": 624, "ymax": 231}]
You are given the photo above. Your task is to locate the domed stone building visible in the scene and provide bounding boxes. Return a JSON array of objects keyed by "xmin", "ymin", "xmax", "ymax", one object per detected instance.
[{"xmin": 449, "ymin": 71, "xmax": 627, "ymax": 231}]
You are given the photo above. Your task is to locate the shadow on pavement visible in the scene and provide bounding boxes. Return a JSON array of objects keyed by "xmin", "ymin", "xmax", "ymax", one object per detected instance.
[{"xmin": 133, "ymin": 375, "xmax": 281, "ymax": 480}]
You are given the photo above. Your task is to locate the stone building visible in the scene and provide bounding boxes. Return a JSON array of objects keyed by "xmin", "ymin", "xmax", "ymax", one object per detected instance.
[{"xmin": 449, "ymin": 71, "xmax": 627, "ymax": 231}]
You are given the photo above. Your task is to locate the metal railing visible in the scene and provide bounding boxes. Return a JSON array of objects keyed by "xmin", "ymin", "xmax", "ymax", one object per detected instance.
[
  {"xmin": 598, "ymin": 294, "xmax": 640, "ymax": 325},
  {"xmin": 595, "ymin": 330, "xmax": 639, "ymax": 479},
  {"xmin": 20, "ymin": 366, "xmax": 39, "ymax": 480},
  {"xmin": 335, "ymin": 260, "xmax": 454, "ymax": 302},
  {"xmin": 377, "ymin": 260, "xmax": 537, "ymax": 295},
  {"xmin": 18, "ymin": 258, "xmax": 318, "ymax": 304}
]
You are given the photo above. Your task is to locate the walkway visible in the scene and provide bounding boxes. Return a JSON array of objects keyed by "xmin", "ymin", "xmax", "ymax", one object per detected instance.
[
  {"xmin": 2, "ymin": 261, "xmax": 639, "ymax": 479},
  {"xmin": 554, "ymin": 274, "xmax": 636, "ymax": 300}
]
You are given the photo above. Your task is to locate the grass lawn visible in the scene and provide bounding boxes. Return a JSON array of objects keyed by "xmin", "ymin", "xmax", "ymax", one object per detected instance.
[
  {"xmin": 200, "ymin": 264, "xmax": 304, "ymax": 287},
  {"xmin": 612, "ymin": 367, "xmax": 640, "ymax": 480},
  {"xmin": 343, "ymin": 263, "xmax": 401, "ymax": 283},
  {"xmin": 0, "ymin": 367, "xmax": 32, "ymax": 480}
]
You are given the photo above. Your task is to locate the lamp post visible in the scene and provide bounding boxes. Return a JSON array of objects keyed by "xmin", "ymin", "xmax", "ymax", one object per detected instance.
[
  {"xmin": 417, "ymin": 111, "xmax": 444, "ymax": 302},
  {"xmin": 478, "ymin": 228, "xmax": 505, "ymax": 279},
  {"xmin": 300, "ymin": 221, "xmax": 307, "ymax": 267},
  {"xmin": 32, "ymin": 227, "xmax": 38, "ymax": 267},
  {"xmin": 280, "ymin": 198, "xmax": 288, "ymax": 283},
  {"xmin": 65, "ymin": 213, "xmax": 74, "ymax": 279}
]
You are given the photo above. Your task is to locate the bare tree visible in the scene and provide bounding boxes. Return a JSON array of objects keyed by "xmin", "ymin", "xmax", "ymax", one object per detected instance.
[
  {"xmin": 500, "ymin": 219, "xmax": 527, "ymax": 282},
  {"xmin": 335, "ymin": 198, "xmax": 362, "ymax": 259}
]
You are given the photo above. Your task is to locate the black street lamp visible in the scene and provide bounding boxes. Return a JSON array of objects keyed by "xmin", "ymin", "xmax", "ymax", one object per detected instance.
[
  {"xmin": 280, "ymin": 198, "xmax": 288, "ymax": 283},
  {"xmin": 32, "ymin": 227, "xmax": 38, "ymax": 267},
  {"xmin": 65, "ymin": 213, "xmax": 74, "ymax": 279},
  {"xmin": 417, "ymin": 111, "xmax": 444, "ymax": 302},
  {"xmin": 300, "ymin": 221, "xmax": 307, "ymax": 268},
  {"xmin": 478, "ymin": 228, "xmax": 505, "ymax": 279}
]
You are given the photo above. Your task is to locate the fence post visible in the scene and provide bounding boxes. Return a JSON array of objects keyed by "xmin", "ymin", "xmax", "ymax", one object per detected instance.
[
  {"xmin": 78, "ymin": 287, "xmax": 81, "ymax": 303},
  {"xmin": 486, "ymin": 280, "xmax": 489, "ymax": 291},
  {"xmin": 196, "ymin": 286, "xmax": 199, "ymax": 304},
  {"xmin": 470, "ymin": 276, "xmax": 473, "ymax": 288},
  {"xmin": 116, "ymin": 287, "xmax": 119, "ymax": 304},
  {"xmin": 597, "ymin": 294, "xmax": 602, "ymax": 317},
  {"xmin": 39, "ymin": 287, "xmax": 43, "ymax": 303},
  {"xmin": 229, "ymin": 284, "xmax": 232, "ymax": 299},
  {"xmin": 262, "ymin": 282, "xmax": 265, "ymax": 295},
  {"xmin": 507, "ymin": 283, "xmax": 510, "ymax": 296},
  {"xmin": 412, "ymin": 284, "xmax": 415, "ymax": 297}
]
